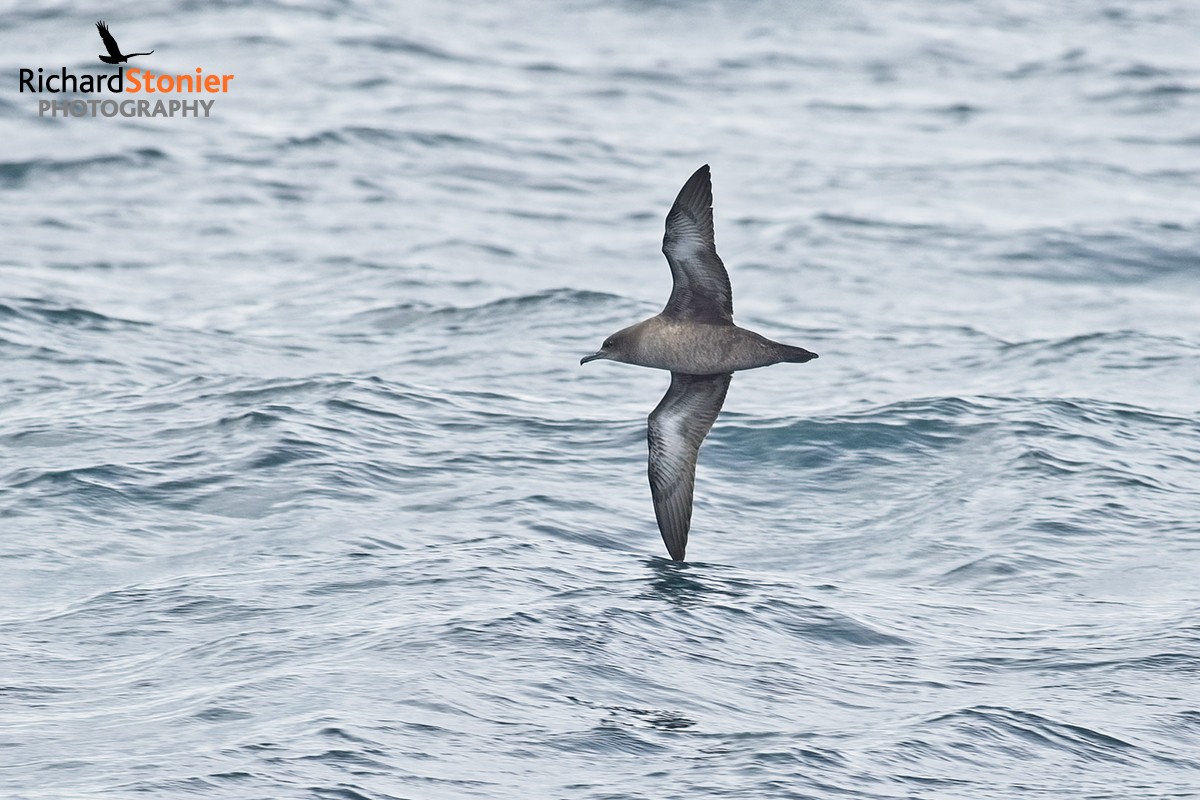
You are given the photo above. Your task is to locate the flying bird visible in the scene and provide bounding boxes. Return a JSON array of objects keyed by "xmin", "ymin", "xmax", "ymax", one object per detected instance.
[
  {"xmin": 95, "ymin": 21, "xmax": 154, "ymax": 64},
  {"xmin": 580, "ymin": 165, "xmax": 818, "ymax": 561}
]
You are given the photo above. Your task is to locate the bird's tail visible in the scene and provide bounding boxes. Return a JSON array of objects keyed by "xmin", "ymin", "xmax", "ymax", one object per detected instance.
[{"xmin": 780, "ymin": 344, "xmax": 818, "ymax": 363}]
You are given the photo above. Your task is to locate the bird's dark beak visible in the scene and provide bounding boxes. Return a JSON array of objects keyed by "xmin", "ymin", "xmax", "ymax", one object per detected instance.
[{"xmin": 580, "ymin": 351, "xmax": 604, "ymax": 365}]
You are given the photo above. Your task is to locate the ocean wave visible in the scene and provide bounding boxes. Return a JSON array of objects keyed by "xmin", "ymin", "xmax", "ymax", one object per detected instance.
[
  {"xmin": 355, "ymin": 288, "xmax": 633, "ymax": 332},
  {"xmin": 0, "ymin": 148, "xmax": 168, "ymax": 188},
  {"xmin": 280, "ymin": 126, "xmax": 508, "ymax": 154},
  {"xmin": 336, "ymin": 34, "xmax": 476, "ymax": 62},
  {"xmin": 0, "ymin": 298, "xmax": 147, "ymax": 330},
  {"xmin": 993, "ymin": 224, "xmax": 1200, "ymax": 283},
  {"xmin": 3, "ymin": 1, "xmax": 1198, "ymax": 795},
  {"xmin": 917, "ymin": 706, "xmax": 1143, "ymax": 764}
]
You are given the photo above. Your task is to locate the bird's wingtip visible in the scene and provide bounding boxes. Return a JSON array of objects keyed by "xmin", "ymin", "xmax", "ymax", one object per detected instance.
[{"xmin": 669, "ymin": 164, "xmax": 714, "ymax": 222}]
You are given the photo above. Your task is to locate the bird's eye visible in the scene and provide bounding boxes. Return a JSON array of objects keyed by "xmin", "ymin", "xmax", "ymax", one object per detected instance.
[{"xmin": 604, "ymin": 338, "xmax": 614, "ymax": 349}]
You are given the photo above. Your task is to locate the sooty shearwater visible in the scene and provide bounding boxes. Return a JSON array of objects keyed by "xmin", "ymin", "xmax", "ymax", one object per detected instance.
[{"xmin": 580, "ymin": 164, "xmax": 818, "ymax": 561}]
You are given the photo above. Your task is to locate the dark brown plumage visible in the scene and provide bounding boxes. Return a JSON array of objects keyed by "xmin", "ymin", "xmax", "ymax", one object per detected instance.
[{"xmin": 581, "ymin": 165, "xmax": 818, "ymax": 561}]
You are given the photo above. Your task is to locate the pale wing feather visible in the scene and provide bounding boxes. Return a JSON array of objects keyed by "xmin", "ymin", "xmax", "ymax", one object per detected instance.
[
  {"xmin": 661, "ymin": 164, "xmax": 733, "ymax": 325},
  {"xmin": 647, "ymin": 372, "xmax": 732, "ymax": 560}
]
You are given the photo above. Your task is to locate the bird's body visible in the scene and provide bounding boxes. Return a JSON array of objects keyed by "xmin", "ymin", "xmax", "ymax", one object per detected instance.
[
  {"xmin": 95, "ymin": 21, "xmax": 154, "ymax": 65},
  {"xmin": 597, "ymin": 316, "xmax": 814, "ymax": 375},
  {"xmin": 581, "ymin": 165, "xmax": 818, "ymax": 561}
]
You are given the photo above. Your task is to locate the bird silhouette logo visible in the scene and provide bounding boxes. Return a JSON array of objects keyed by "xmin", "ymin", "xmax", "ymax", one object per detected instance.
[{"xmin": 95, "ymin": 20, "xmax": 154, "ymax": 64}]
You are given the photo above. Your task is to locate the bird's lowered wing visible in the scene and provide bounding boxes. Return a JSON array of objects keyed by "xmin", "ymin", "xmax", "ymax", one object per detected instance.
[
  {"xmin": 95, "ymin": 21, "xmax": 122, "ymax": 58},
  {"xmin": 647, "ymin": 371, "xmax": 732, "ymax": 561},
  {"xmin": 661, "ymin": 164, "xmax": 734, "ymax": 325}
]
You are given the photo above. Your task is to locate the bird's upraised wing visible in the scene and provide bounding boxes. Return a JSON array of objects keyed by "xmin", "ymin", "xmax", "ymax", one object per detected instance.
[
  {"xmin": 661, "ymin": 164, "xmax": 734, "ymax": 325},
  {"xmin": 647, "ymin": 371, "xmax": 732, "ymax": 561},
  {"xmin": 95, "ymin": 20, "xmax": 122, "ymax": 58}
]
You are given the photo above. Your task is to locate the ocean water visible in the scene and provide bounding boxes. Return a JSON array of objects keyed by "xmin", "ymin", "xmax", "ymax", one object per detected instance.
[{"xmin": 2, "ymin": 1, "xmax": 1200, "ymax": 797}]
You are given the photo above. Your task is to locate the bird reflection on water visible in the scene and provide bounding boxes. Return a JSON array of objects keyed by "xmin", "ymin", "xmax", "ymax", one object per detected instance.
[{"xmin": 641, "ymin": 556, "xmax": 752, "ymax": 607}]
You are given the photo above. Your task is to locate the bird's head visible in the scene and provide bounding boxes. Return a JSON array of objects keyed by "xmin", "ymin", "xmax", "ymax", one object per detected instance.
[{"xmin": 580, "ymin": 328, "xmax": 633, "ymax": 366}]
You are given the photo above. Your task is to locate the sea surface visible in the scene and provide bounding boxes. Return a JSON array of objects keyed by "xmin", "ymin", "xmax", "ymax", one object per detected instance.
[{"xmin": 2, "ymin": 1, "xmax": 1199, "ymax": 798}]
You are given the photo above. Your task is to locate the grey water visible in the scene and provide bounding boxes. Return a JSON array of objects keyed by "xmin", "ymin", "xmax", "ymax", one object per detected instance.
[{"xmin": 2, "ymin": 1, "xmax": 1199, "ymax": 798}]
